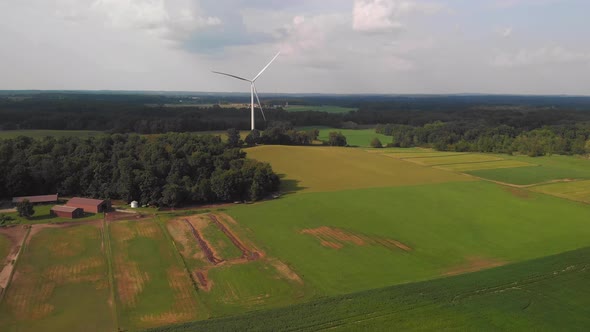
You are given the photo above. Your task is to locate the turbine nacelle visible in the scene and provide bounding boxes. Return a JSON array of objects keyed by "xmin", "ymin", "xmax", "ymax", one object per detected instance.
[{"xmin": 212, "ymin": 52, "xmax": 280, "ymax": 130}]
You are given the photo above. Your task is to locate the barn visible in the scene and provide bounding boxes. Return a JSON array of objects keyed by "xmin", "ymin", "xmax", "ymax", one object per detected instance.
[
  {"xmin": 50, "ymin": 205, "xmax": 84, "ymax": 219},
  {"xmin": 12, "ymin": 194, "xmax": 58, "ymax": 205},
  {"xmin": 66, "ymin": 197, "xmax": 111, "ymax": 213}
]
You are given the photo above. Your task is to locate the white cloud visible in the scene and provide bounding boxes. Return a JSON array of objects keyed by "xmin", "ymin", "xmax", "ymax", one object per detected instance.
[
  {"xmin": 492, "ymin": 46, "xmax": 590, "ymax": 67},
  {"xmin": 352, "ymin": 0, "xmax": 443, "ymax": 33},
  {"xmin": 90, "ymin": 0, "xmax": 221, "ymax": 41}
]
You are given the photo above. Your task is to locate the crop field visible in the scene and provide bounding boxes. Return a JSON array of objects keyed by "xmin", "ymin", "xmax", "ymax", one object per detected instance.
[
  {"xmin": 225, "ymin": 181, "xmax": 590, "ymax": 295},
  {"xmin": 0, "ymin": 223, "xmax": 113, "ymax": 332},
  {"xmin": 148, "ymin": 246, "xmax": 590, "ymax": 332},
  {"xmin": 316, "ymin": 128, "xmax": 391, "ymax": 147},
  {"xmin": 400, "ymin": 154, "xmax": 504, "ymax": 166},
  {"xmin": 468, "ymin": 154, "xmax": 590, "ymax": 185},
  {"xmin": 110, "ymin": 220, "xmax": 206, "ymax": 330},
  {"xmin": 245, "ymin": 145, "xmax": 471, "ymax": 193},
  {"xmin": 0, "ymin": 235, "xmax": 9, "ymax": 271},
  {"xmin": 284, "ymin": 105, "xmax": 357, "ymax": 113},
  {"xmin": 166, "ymin": 214, "xmax": 307, "ymax": 317},
  {"xmin": 437, "ymin": 160, "xmax": 535, "ymax": 172},
  {"xmin": 530, "ymin": 180, "xmax": 590, "ymax": 204},
  {"xmin": 0, "ymin": 130, "xmax": 103, "ymax": 140}
]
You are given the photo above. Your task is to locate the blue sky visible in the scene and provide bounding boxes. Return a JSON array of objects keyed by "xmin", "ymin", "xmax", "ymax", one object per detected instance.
[{"xmin": 1, "ymin": 0, "xmax": 589, "ymax": 94}]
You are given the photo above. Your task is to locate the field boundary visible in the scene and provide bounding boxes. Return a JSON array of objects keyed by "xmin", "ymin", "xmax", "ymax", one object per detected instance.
[
  {"xmin": 102, "ymin": 219, "xmax": 119, "ymax": 331},
  {"xmin": 0, "ymin": 226, "xmax": 30, "ymax": 304}
]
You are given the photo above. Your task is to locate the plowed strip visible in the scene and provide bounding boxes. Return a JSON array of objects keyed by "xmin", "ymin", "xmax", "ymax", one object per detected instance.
[
  {"xmin": 301, "ymin": 226, "xmax": 412, "ymax": 252},
  {"xmin": 208, "ymin": 214, "xmax": 261, "ymax": 261},
  {"xmin": 182, "ymin": 219, "xmax": 223, "ymax": 265}
]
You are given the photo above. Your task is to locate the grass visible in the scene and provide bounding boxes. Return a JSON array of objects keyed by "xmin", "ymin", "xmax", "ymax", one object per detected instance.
[
  {"xmin": 225, "ymin": 181, "xmax": 590, "ymax": 296},
  {"xmin": 110, "ymin": 220, "xmax": 207, "ymax": 331},
  {"xmin": 200, "ymin": 260, "xmax": 307, "ymax": 317},
  {"xmin": 284, "ymin": 105, "xmax": 357, "ymax": 113},
  {"xmin": 165, "ymin": 215, "xmax": 309, "ymax": 317},
  {"xmin": 0, "ymin": 235, "xmax": 10, "ymax": 271},
  {"xmin": 530, "ymin": 180, "xmax": 590, "ymax": 204},
  {"xmin": 4, "ymin": 204, "xmax": 100, "ymax": 225},
  {"xmin": 468, "ymin": 154, "xmax": 590, "ymax": 185},
  {"xmin": 147, "ymin": 246, "xmax": 590, "ymax": 331},
  {"xmin": 0, "ymin": 224, "xmax": 114, "ymax": 332},
  {"xmin": 0, "ymin": 130, "xmax": 103, "ymax": 140},
  {"xmin": 245, "ymin": 145, "xmax": 471, "ymax": 193},
  {"xmin": 437, "ymin": 160, "xmax": 535, "ymax": 172},
  {"xmin": 317, "ymin": 128, "xmax": 392, "ymax": 147},
  {"xmin": 403, "ymin": 154, "xmax": 504, "ymax": 166}
]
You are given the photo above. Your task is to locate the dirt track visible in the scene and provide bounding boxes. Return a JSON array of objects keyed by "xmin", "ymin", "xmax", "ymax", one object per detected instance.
[
  {"xmin": 208, "ymin": 214, "xmax": 262, "ymax": 260},
  {"xmin": 182, "ymin": 219, "xmax": 223, "ymax": 265},
  {"xmin": 0, "ymin": 226, "xmax": 29, "ymax": 291}
]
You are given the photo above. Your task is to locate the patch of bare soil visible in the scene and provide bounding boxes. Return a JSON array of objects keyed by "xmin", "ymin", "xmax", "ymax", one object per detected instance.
[
  {"xmin": 183, "ymin": 219, "xmax": 223, "ymax": 265},
  {"xmin": 208, "ymin": 214, "xmax": 264, "ymax": 260},
  {"xmin": 0, "ymin": 226, "xmax": 28, "ymax": 290},
  {"xmin": 301, "ymin": 226, "xmax": 412, "ymax": 252},
  {"xmin": 503, "ymin": 186, "xmax": 531, "ymax": 199},
  {"xmin": 114, "ymin": 256, "xmax": 150, "ymax": 308},
  {"xmin": 268, "ymin": 259, "xmax": 303, "ymax": 285},
  {"xmin": 443, "ymin": 256, "xmax": 506, "ymax": 276}
]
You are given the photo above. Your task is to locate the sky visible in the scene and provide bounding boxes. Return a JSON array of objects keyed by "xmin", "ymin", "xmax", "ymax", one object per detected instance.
[{"xmin": 1, "ymin": 0, "xmax": 589, "ymax": 95}]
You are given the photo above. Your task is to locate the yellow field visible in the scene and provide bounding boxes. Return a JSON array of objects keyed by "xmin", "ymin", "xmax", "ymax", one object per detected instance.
[
  {"xmin": 437, "ymin": 160, "xmax": 536, "ymax": 172},
  {"xmin": 244, "ymin": 146, "xmax": 472, "ymax": 193},
  {"xmin": 402, "ymin": 154, "xmax": 504, "ymax": 166},
  {"xmin": 530, "ymin": 180, "xmax": 590, "ymax": 204}
]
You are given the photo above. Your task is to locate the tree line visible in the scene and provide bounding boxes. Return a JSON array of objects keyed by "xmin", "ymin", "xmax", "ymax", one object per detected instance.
[
  {"xmin": 376, "ymin": 122, "xmax": 590, "ymax": 156},
  {"xmin": 0, "ymin": 134, "xmax": 280, "ymax": 206}
]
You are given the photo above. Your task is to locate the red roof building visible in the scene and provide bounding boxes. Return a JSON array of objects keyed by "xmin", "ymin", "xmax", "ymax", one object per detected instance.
[
  {"xmin": 50, "ymin": 205, "xmax": 84, "ymax": 219},
  {"xmin": 12, "ymin": 194, "xmax": 58, "ymax": 204},
  {"xmin": 66, "ymin": 197, "xmax": 111, "ymax": 214}
]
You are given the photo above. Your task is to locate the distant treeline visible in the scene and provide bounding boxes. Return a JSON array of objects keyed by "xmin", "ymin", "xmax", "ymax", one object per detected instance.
[
  {"xmin": 3, "ymin": 94, "xmax": 590, "ymax": 133},
  {"xmin": 0, "ymin": 134, "xmax": 280, "ymax": 206},
  {"xmin": 376, "ymin": 122, "xmax": 590, "ymax": 156}
]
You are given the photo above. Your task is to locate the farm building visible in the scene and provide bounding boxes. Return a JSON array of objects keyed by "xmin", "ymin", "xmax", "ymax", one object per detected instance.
[
  {"xmin": 12, "ymin": 194, "xmax": 58, "ymax": 204},
  {"xmin": 66, "ymin": 197, "xmax": 111, "ymax": 213},
  {"xmin": 50, "ymin": 205, "xmax": 84, "ymax": 219}
]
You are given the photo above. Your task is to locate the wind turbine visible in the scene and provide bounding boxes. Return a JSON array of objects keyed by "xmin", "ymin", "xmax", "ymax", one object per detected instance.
[{"xmin": 212, "ymin": 52, "xmax": 280, "ymax": 130}]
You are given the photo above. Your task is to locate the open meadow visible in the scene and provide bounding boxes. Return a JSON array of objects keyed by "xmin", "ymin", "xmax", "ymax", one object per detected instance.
[
  {"xmin": 1, "ymin": 145, "xmax": 590, "ymax": 331},
  {"xmin": 0, "ymin": 223, "xmax": 113, "ymax": 332},
  {"xmin": 109, "ymin": 220, "xmax": 206, "ymax": 330}
]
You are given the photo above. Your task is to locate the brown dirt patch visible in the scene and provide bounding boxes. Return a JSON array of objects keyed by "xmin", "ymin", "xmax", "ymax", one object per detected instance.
[
  {"xmin": 503, "ymin": 186, "xmax": 531, "ymax": 199},
  {"xmin": 301, "ymin": 226, "xmax": 412, "ymax": 252},
  {"xmin": 183, "ymin": 219, "xmax": 223, "ymax": 265},
  {"xmin": 443, "ymin": 256, "xmax": 506, "ymax": 276},
  {"xmin": 0, "ymin": 226, "xmax": 28, "ymax": 289},
  {"xmin": 208, "ymin": 214, "xmax": 264, "ymax": 260},
  {"xmin": 166, "ymin": 219, "xmax": 206, "ymax": 262},
  {"xmin": 114, "ymin": 256, "xmax": 150, "ymax": 308},
  {"xmin": 268, "ymin": 259, "xmax": 303, "ymax": 285}
]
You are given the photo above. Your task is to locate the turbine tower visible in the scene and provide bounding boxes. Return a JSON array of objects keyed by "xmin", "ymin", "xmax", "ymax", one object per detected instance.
[{"xmin": 212, "ymin": 52, "xmax": 280, "ymax": 130}]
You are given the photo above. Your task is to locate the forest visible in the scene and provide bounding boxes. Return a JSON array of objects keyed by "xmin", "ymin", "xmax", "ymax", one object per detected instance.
[{"xmin": 0, "ymin": 133, "xmax": 280, "ymax": 206}]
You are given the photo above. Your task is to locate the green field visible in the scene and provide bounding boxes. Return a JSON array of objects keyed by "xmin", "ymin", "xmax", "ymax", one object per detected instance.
[
  {"xmin": 0, "ymin": 130, "xmax": 103, "ymax": 139},
  {"xmin": 225, "ymin": 181, "xmax": 590, "ymax": 296},
  {"xmin": 166, "ymin": 214, "xmax": 308, "ymax": 317},
  {"xmin": 284, "ymin": 105, "xmax": 357, "ymax": 113},
  {"xmin": 148, "ymin": 246, "xmax": 590, "ymax": 331},
  {"xmin": 468, "ymin": 154, "xmax": 590, "ymax": 185},
  {"xmin": 0, "ymin": 224, "xmax": 113, "ymax": 332},
  {"xmin": 317, "ymin": 128, "xmax": 391, "ymax": 147},
  {"xmin": 245, "ymin": 145, "xmax": 471, "ymax": 193},
  {"xmin": 110, "ymin": 220, "xmax": 207, "ymax": 330}
]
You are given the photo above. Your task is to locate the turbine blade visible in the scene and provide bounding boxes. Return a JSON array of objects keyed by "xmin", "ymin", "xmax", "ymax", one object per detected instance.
[
  {"xmin": 211, "ymin": 71, "xmax": 251, "ymax": 82},
  {"xmin": 252, "ymin": 52, "xmax": 280, "ymax": 82},
  {"xmin": 253, "ymin": 85, "xmax": 266, "ymax": 121}
]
